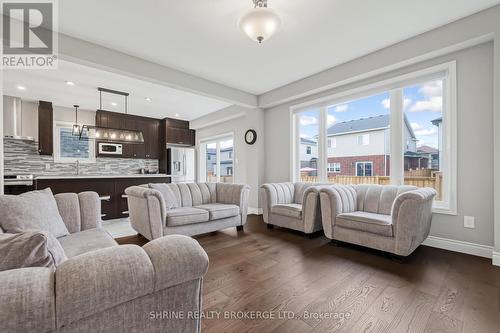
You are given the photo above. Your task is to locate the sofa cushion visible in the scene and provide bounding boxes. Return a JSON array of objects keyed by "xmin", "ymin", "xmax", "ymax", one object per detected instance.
[
  {"xmin": 195, "ymin": 204, "xmax": 240, "ymax": 220},
  {"xmin": 0, "ymin": 188, "xmax": 69, "ymax": 238},
  {"xmin": 149, "ymin": 183, "xmax": 179, "ymax": 209},
  {"xmin": 0, "ymin": 230, "xmax": 67, "ymax": 271},
  {"xmin": 58, "ymin": 228, "xmax": 117, "ymax": 258},
  {"xmin": 271, "ymin": 203, "xmax": 303, "ymax": 219},
  {"xmin": 336, "ymin": 211, "xmax": 393, "ymax": 237},
  {"xmin": 166, "ymin": 207, "xmax": 209, "ymax": 227}
]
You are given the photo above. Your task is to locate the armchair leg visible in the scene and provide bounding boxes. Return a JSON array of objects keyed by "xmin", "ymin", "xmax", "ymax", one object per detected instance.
[
  {"xmin": 236, "ymin": 225, "xmax": 244, "ymax": 231},
  {"xmin": 266, "ymin": 224, "xmax": 274, "ymax": 230},
  {"xmin": 391, "ymin": 254, "xmax": 407, "ymax": 263}
]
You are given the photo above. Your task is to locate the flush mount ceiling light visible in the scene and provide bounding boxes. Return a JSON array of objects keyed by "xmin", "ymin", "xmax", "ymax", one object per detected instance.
[{"xmin": 238, "ymin": 0, "xmax": 281, "ymax": 44}]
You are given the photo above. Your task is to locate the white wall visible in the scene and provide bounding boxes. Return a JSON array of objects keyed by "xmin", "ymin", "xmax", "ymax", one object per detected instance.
[
  {"xmin": 191, "ymin": 105, "xmax": 264, "ymax": 211},
  {"xmin": 265, "ymin": 42, "xmax": 494, "ymax": 248},
  {"xmin": 53, "ymin": 105, "xmax": 95, "ymax": 125}
]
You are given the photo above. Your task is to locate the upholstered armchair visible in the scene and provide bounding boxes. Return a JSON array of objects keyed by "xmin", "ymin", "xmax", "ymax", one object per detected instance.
[
  {"xmin": 260, "ymin": 182, "xmax": 326, "ymax": 234},
  {"xmin": 319, "ymin": 184, "xmax": 436, "ymax": 256}
]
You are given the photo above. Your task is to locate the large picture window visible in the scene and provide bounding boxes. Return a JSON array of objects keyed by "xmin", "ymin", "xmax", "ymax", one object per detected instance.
[
  {"xmin": 199, "ymin": 135, "xmax": 234, "ymax": 184},
  {"xmin": 54, "ymin": 122, "xmax": 95, "ymax": 163},
  {"xmin": 292, "ymin": 62, "xmax": 456, "ymax": 214}
]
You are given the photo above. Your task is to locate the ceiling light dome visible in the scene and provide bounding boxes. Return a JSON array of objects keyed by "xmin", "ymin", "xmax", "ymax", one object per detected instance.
[{"xmin": 239, "ymin": 0, "xmax": 281, "ymax": 44}]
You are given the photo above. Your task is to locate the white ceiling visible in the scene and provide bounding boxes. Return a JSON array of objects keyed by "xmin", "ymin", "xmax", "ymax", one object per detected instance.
[
  {"xmin": 2, "ymin": 60, "xmax": 231, "ymax": 120},
  {"xmin": 58, "ymin": 0, "xmax": 500, "ymax": 95}
]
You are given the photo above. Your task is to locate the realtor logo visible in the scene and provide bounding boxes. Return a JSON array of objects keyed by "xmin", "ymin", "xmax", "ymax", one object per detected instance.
[{"xmin": 2, "ymin": 0, "xmax": 58, "ymax": 68}]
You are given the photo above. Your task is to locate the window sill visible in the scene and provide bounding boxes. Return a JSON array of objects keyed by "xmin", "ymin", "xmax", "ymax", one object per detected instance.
[{"xmin": 432, "ymin": 204, "xmax": 457, "ymax": 216}]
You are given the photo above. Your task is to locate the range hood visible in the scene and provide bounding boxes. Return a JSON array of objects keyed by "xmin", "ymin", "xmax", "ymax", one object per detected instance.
[{"xmin": 3, "ymin": 96, "xmax": 37, "ymax": 141}]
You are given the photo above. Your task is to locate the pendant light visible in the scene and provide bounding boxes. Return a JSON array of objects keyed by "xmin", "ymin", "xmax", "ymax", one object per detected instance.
[
  {"xmin": 238, "ymin": 0, "xmax": 281, "ymax": 44},
  {"xmin": 72, "ymin": 105, "xmax": 81, "ymax": 136}
]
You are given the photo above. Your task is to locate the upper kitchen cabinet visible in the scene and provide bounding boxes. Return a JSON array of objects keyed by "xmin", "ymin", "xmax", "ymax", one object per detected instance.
[
  {"xmin": 38, "ymin": 101, "xmax": 53, "ymax": 155},
  {"xmin": 162, "ymin": 118, "xmax": 195, "ymax": 146},
  {"xmin": 95, "ymin": 110, "xmax": 160, "ymax": 159}
]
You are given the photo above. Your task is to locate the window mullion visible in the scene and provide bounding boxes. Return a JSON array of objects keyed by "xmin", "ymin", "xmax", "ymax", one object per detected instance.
[
  {"xmin": 390, "ymin": 89, "xmax": 404, "ymax": 185},
  {"xmin": 318, "ymin": 107, "xmax": 328, "ymax": 183}
]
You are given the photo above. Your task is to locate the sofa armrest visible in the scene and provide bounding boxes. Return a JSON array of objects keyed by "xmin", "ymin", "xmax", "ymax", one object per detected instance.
[
  {"xmin": 143, "ymin": 235, "xmax": 209, "ymax": 291},
  {"xmin": 319, "ymin": 185, "xmax": 357, "ymax": 238},
  {"xmin": 216, "ymin": 183, "xmax": 251, "ymax": 225},
  {"xmin": 301, "ymin": 186, "xmax": 325, "ymax": 233},
  {"xmin": 260, "ymin": 183, "xmax": 295, "ymax": 223},
  {"xmin": 0, "ymin": 267, "xmax": 55, "ymax": 333},
  {"xmin": 391, "ymin": 188, "xmax": 437, "ymax": 256},
  {"xmin": 125, "ymin": 186, "xmax": 166, "ymax": 240}
]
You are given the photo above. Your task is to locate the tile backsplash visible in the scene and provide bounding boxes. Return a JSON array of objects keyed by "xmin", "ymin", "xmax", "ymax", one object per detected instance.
[{"xmin": 4, "ymin": 138, "xmax": 159, "ymax": 176}]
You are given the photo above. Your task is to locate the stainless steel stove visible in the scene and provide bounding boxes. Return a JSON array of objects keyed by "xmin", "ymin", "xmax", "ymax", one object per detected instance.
[{"xmin": 3, "ymin": 174, "xmax": 34, "ymax": 194}]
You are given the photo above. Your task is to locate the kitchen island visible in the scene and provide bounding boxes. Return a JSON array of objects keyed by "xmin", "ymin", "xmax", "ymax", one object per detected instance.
[{"xmin": 35, "ymin": 174, "xmax": 171, "ymax": 220}]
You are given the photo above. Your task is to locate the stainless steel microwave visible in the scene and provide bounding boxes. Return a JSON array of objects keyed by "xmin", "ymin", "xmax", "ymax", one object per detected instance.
[{"xmin": 98, "ymin": 143, "xmax": 123, "ymax": 155}]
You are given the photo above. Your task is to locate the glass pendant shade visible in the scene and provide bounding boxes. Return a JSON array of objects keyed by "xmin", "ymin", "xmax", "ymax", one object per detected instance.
[
  {"xmin": 72, "ymin": 124, "xmax": 81, "ymax": 136},
  {"xmin": 239, "ymin": 6, "xmax": 281, "ymax": 43},
  {"xmin": 81, "ymin": 125, "xmax": 144, "ymax": 144}
]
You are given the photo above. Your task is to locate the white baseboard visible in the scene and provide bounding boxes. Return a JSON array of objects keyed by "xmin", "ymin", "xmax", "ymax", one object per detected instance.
[
  {"xmin": 492, "ymin": 252, "xmax": 500, "ymax": 266},
  {"xmin": 248, "ymin": 207, "xmax": 263, "ymax": 215},
  {"xmin": 422, "ymin": 235, "xmax": 493, "ymax": 259}
]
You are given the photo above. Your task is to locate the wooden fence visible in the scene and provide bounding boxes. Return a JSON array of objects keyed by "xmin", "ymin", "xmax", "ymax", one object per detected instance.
[{"xmin": 300, "ymin": 172, "xmax": 443, "ymax": 200}]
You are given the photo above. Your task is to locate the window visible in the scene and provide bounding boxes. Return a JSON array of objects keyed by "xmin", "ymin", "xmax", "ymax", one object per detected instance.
[
  {"xmin": 327, "ymin": 162, "xmax": 341, "ymax": 173},
  {"xmin": 358, "ymin": 134, "xmax": 370, "ymax": 146},
  {"xmin": 356, "ymin": 162, "xmax": 373, "ymax": 176},
  {"xmin": 199, "ymin": 135, "xmax": 234, "ymax": 183},
  {"xmin": 292, "ymin": 62, "xmax": 456, "ymax": 214},
  {"xmin": 54, "ymin": 122, "xmax": 95, "ymax": 163}
]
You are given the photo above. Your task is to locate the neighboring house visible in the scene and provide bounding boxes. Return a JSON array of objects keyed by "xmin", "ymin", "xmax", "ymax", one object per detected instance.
[
  {"xmin": 432, "ymin": 116, "xmax": 443, "ymax": 171},
  {"xmin": 299, "ymin": 137, "xmax": 318, "ymax": 176},
  {"xmin": 326, "ymin": 114, "xmax": 419, "ymax": 177},
  {"xmin": 206, "ymin": 147, "xmax": 234, "ymax": 177},
  {"xmin": 417, "ymin": 145, "xmax": 439, "ymax": 170}
]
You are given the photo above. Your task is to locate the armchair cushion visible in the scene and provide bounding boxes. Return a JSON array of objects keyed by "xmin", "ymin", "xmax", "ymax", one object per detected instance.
[
  {"xmin": 337, "ymin": 211, "xmax": 393, "ymax": 237},
  {"xmin": 195, "ymin": 203, "xmax": 240, "ymax": 220},
  {"xmin": 0, "ymin": 230, "xmax": 67, "ymax": 271},
  {"xmin": 0, "ymin": 188, "xmax": 69, "ymax": 238},
  {"xmin": 57, "ymin": 228, "xmax": 117, "ymax": 258},
  {"xmin": 166, "ymin": 207, "xmax": 209, "ymax": 227},
  {"xmin": 271, "ymin": 203, "xmax": 302, "ymax": 220}
]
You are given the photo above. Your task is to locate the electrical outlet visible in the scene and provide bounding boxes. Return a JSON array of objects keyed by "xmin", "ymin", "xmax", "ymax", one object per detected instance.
[
  {"xmin": 45, "ymin": 163, "xmax": 51, "ymax": 170},
  {"xmin": 464, "ymin": 216, "xmax": 475, "ymax": 229}
]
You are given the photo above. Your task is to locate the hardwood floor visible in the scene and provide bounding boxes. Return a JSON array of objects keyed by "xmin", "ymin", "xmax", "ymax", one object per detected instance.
[{"xmin": 116, "ymin": 215, "xmax": 500, "ymax": 333}]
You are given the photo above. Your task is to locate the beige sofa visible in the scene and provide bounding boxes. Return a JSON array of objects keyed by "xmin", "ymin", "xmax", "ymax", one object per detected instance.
[
  {"xmin": 260, "ymin": 182, "xmax": 325, "ymax": 234},
  {"xmin": 126, "ymin": 183, "xmax": 250, "ymax": 240},
  {"xmin": 0, "ymin": 191, "xmax": 209, "ymax": 333},
  {"xmin": 319, "ymin": 184, "xmax": 436, "ymax": 256}
]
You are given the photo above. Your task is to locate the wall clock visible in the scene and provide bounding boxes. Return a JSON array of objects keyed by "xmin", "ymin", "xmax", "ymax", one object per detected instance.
[{"xmin": 245, "ymin": 129, "xmax": 257, "ymax": 145}]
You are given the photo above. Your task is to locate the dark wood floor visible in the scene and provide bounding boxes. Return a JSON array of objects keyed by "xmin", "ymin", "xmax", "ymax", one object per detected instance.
[{"xmin": 117, "ymin": 215, "xmax": 500, "ymax": 333}]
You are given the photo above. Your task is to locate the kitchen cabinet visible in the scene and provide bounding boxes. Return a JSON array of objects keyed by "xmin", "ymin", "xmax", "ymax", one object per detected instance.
[
  {"xmin": 95, "ymin": 110, "xmax": 160, "ymax": 160},
  {"xmin": 38, "ymin": 101, "xmax": 53, "ymax": 156},
  {"xmin": 35, "ymin": 176, "xmax": 170, "ymax": 220},
  {"xmin": 166, "ymin": 127, "xmax": 195, "ymax": 146},
  {"xmin": 159, "ymin": 117, "xmax": 195, "ymax": 173}
]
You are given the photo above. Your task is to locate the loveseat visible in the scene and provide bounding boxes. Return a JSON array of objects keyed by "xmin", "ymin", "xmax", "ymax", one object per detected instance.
[
  {"xmin": 126, "ymin": 182, "xmax": 250, "ymax": 240},
  {"xmin": 319, "ymin": 184, "xmax": 436, "ymax": 256},
  {"xmin": 0, "ymin": 190, "xmax": 209, "ymax": 333}
]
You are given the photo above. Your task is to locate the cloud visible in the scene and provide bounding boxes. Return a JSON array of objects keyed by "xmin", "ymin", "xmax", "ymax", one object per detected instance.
[
  {"xmin": 419, "ymin": 80, "xmax": 443, "ymax": 97},
  {"xmin": 299, "ymin": 115, "xmax": 318, "ymax": 126},
  {"xmin": 414, "ymin": 127, "xmax": 437, "ymax": 137},
  {"xmin": 327, "ymin": 114, "xmax": 337, "ymax": 126},
  {"xmin": 410, "ymin": 122, "xmax": 423, "ymax": 130},
  {"xmin": 382, "ymin": 98, "xmax": 412, "ymax": 109},
  {"xmin": 409, "ymin": 96, "xmax": 442, "ymax": 112},
  {"xmin": 334, "ymin": 104, "xmax": 348, "ymax": 113},
  {"xmin": 299, "ymin": 133, "xmax": 309, "ymax": 139}
]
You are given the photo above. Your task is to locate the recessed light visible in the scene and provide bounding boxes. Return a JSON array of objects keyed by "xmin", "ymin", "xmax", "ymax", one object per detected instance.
[
  {"xmin": 65, "ymin": 81, "xmax": 75, "ymax": 86},
  {"xmin": 174, "ymin": 113, "xmax": 180, "ymax": 117},
  {"xmin": 145, "ymin": 97, "xmax": 152, "ymax": 102},
  {"xmin": 111, "ymin": 102, "xmax": 118, "ymax": 106},
  {"xmin": 17, "ymin": 85, "xmax": 26, "ymax": 91}
]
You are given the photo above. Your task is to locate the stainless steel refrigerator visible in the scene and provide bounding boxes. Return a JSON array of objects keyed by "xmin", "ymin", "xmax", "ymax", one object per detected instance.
[{"xmin": 168, "ymin": 146, "xmax": 196, "ymax": 183}]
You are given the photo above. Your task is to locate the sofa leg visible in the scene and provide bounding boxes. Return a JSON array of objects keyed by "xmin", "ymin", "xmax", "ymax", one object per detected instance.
[
  {"xmin": 236, "ymin": 225, "xmax": 244, "ymax": 231},
  {"xmin": 266, "ymin": 224, "xmax": 274, "ymax": 230},
  {"xmin": 330, "ymin": 240, "xmax": 340, "ymax": 246},
  {"xmin": 391, "ymin": 254, "xmax": 407, "ymax": 263}
]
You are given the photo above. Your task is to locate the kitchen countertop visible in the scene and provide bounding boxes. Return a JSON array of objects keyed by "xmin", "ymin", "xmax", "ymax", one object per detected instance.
[{"xmin": 35, "ymin": 174, "xmax": 171, "ymax": 180}]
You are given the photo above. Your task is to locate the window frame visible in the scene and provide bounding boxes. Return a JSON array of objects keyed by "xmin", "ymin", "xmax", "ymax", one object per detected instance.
[
  {"xmin": 53, "ymin": 121, "xmax": 96, "ymax": 164},
  {"xmin": 327, "ymin": 162, "xmax": 341, "ymax": 173},
  {"xmin": 290, "ymin": 61, "xmax": 457, "ymax": 215},
  {"xmin": 355, "ymin": 161, "xmax": 373, "ymax": 176},
  {"xmin": 197, "ymin": 132, "xmax": 235, "ymax": 184}
]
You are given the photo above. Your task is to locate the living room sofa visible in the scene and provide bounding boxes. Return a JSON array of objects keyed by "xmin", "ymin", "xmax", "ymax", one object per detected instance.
[
  {"xmin": 319, "ymin": 184, "xmax": 436, "ymax": 256},
  {"xmin": 260, "ymin": 182, "xmax": 326, "ymax": 234},
  {"xmin": 126, "ymin": 182, "xmax": 250, "ymax": 240},
  {"xmin": 0, "ymin": 190, "xmax": 209, "ymax": 333}
]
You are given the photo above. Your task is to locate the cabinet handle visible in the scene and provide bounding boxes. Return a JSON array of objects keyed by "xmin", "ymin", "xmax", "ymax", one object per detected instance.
[
  {"xmin": 121, "ymin": 194, "xmax": 128, "ymax": 199},
  {"xmin": 99, "ymin": 195, "xmax": 111, "ymax": 201},
  {"xmin": 122, "ymin": 211, "xmax": 129, "ymax": 215}
]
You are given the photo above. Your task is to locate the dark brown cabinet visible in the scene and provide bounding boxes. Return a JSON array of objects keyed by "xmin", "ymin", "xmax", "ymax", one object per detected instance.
[
  {"xmin": 159, "ymin": 117, "xmax": 195, "ymax": 173},
  {"xmin": 38, "ymin": 101, "xmax": 53, "ymax": 156},
  {"xmin": 35, "ymin": 176, "xmax": 170, "ymax": 220},
  {"xmin": 166, "ymin": 127, "xmax": 195, "ymax": 146},
  {"xmin": 95, "ymin": 110, "xmax": 160, "ymax": 160}
]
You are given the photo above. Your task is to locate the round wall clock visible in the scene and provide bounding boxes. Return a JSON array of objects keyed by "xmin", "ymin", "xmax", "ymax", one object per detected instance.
[{"xmin": 245, "ymin": 129, "xmax": 257, "ymax": 145}]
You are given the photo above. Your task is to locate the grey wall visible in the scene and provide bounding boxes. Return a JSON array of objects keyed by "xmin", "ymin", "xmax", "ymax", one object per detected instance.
[
  {"xmin": 191, "ymin": 105, "xmax": 265, "ymax": 210},
  {"xmin": 264, "ymin": 42, "xmax": 494, "ymax": 247}
]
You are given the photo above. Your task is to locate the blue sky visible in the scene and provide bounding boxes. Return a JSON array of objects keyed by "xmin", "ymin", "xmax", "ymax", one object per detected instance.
[{"xmin": 299, "ymin": 80, "xmax": 443, "ymax": 149}]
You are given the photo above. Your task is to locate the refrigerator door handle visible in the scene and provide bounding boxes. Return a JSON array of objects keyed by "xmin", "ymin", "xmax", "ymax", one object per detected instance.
[{"xmin": 183, "ymin": 154, "xmax": 186, "ymax": 176}]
